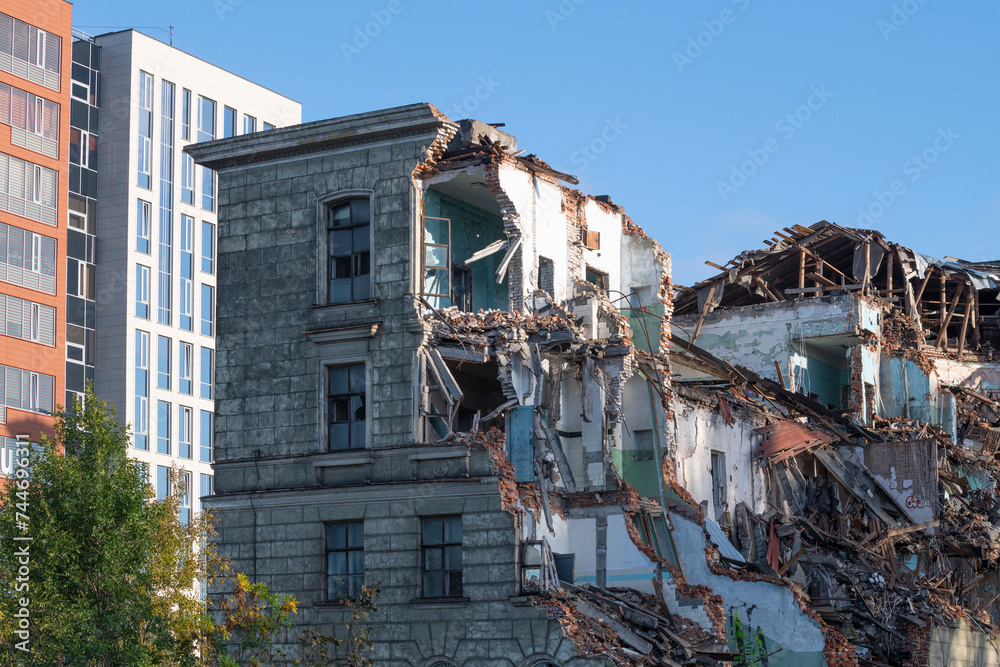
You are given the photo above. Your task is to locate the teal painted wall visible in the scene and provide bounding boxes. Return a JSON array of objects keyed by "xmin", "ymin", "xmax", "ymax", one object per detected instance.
[
  {"xmin": 804, "ymin": 354, "xmax": 844, "ymax": 409},
  {"xmin": 423, "ymin": 189, "xmax": 507, "ymax": 311}
]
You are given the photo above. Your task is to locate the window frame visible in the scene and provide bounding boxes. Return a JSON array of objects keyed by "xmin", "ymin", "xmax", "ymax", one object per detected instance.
[
  {"xmin": 421, "ymin": 515, "xmax": 463, "ymax": 599},
  {"xmin": 325, "ymin": 361, "xmax": 367, "ymax": 453},
  {"xmin": 325, "ymin": 521, "xmax": 365, "ymax": 601},
  {"xmin": 316, "ymin": 191, "xmax": 374, "ymax": 307}
]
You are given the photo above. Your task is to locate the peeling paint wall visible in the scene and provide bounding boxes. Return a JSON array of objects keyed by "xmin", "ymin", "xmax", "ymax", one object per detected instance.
[
  {"xmin": 673, "ymin": 296, "xmax": 857, "ymax": 383},
  {"xmin": 670, "ymin": 396, "xmax": 768, "ymax": 519},
  {"xmin": 935, "ymin": 357, "xmax": 1000, "ymax": 394},
  {"xmin": 928, "ymin": 620, "xmax": 1000, "ymax": 667}
]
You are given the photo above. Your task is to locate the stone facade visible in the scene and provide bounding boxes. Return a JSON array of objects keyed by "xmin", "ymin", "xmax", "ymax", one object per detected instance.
[{"xmin": 188, "ymin": 105, "xmax": 627, "ymax": 666}]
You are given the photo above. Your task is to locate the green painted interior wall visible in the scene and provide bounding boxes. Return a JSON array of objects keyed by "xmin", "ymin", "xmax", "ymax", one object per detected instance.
[
  {"xmin": 804, "ymin": 354, "xmax": 844, "ymax": 409},
  {"xmin": 626, "ymin": 302, "xmax": 665, "ymax": 353},
  {"xmin": 423, "ymin": 189, "xmax": 507, "ymax": 311},
  {"xmin": 612, "ymin": 449, "xmax": 661, "ymax": 499}
]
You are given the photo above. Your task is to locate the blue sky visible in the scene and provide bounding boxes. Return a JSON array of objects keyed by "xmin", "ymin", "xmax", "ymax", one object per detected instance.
[{"xmin": 73, "ymin": 0, "xmax": 1000, "ymax": 286}]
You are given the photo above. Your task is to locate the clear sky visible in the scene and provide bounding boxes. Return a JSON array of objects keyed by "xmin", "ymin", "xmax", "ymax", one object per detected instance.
[{"xmin": 72, "ymin": 0, "xmax": 1000, "ymax": 287}]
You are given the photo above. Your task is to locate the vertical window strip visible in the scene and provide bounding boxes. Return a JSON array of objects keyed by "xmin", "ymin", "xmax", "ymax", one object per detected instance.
[
  {"xmin": 199, "ymin": 410, "xmax": 213, "ymax": 463},
  {"xmin": 200, "ymin": 284, "xmax": 214, "ymax": 336},
  {"xmin": 200, "ymin": 347, "xmax": 213, "ymax": 399},
  {"xmin": 135, "ymin": 264, "xmax": 150, "ymax": 319},
  {"xmin": 134, "ymin": 330, "xmax": 149, "ymax": 450},
  {"xmin": 157, "ymin": 401, "xmax": 171, "ymax": 455},
  {"xmin": 158, "ymin": 211, "xmax": 172, "ymax": 325},
  {"xmin": 137, "ymin": 72, "xmax": 152, "ymax": 189},
  {"xmin": 179, "ymin": 216, "xmax": 193, "ymax": 330},
  {"xmin": 179, "ymin": 406, "xmax": 192, "ymax": 459}
]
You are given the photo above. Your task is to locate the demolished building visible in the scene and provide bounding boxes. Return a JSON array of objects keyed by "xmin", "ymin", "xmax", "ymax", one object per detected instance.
[{"xmin": 186, "ymin": 106, "xmax": 1000, "ymax": 667}]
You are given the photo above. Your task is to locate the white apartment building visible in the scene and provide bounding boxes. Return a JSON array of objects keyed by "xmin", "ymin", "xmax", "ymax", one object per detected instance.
[{"xmin": 92, "ymin": 30, "xmax": 301, "ymax": 518}]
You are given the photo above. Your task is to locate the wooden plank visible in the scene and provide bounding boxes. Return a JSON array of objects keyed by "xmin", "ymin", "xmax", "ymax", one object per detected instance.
[
  {"xmin": 886, "ymin": 249, "xmax": 893, "ymax": 293},
  {"xmin": 799, "ymin": 249, "xmax": 806, "ymax": 290},
  {"xmin": 704, "ymin": 260, "xmax": 727, "ymax": 271},
  {"xmin": 886, "ymin": 520, "xmax": 939, "ymax": 539},
  {"xmin": 914, "ymin": 267, "xmax": 935, "ymax": 303},
  {"xmin": 935, "ymin": 282, "xmax": 965, "ymax": 349},
  {"xmin": 784, "ymin": 287, "xmax": 822, "ymax": 295},
  {"xmin": 958, "ymin": 295, "xmax": 973, "ymax": 357},
  {"xmin": 806, "ymin": 272, "xmax": 838, "ymax": 288},
  {"xmin": 778, "ymin": 547, "xmax": 806, "ymax": 575},
  {"xmin": 690, "ymin": 281, "xmax": 718, "ymax": 345},
  {"xmin": 774, "ymin": 360, "xmax": 786, "ymax": 389}
]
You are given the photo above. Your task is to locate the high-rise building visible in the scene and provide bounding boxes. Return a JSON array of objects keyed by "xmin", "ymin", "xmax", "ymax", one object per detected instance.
[
  {"xmin": 0, "ymin": 1, "xmax": 72, "ymax": 475},
  {"xmin": 90, "ymin": 29, "xmax": 300, "ymax": 515}
]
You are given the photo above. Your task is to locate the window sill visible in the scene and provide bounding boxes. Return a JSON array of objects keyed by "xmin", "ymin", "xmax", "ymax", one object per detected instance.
[
  {"xmin": 311, "ymin": 299, "xmax": 377, "ymax": 310},
  {"xmin": 410, "ymin": 596, "xmax": 469, "ymax": 608},
  {"xmin": 314, "ymin": 600, "xmax": 353, "ymax": 610}
]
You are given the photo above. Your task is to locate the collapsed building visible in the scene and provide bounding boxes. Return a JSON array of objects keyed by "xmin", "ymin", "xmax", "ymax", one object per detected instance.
[{"xmin": 187, "ymin": 106, "xmax": 1000, "ymax": 667}]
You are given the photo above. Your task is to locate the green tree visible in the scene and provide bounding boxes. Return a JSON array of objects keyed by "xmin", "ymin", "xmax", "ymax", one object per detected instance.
[
  {"xmin": 0, "ymin": 392, "xmax": 178, "ymax": 665},
  {"xmin": 0, "ymin": 390, "xmax": 378, "ymax": 666}
]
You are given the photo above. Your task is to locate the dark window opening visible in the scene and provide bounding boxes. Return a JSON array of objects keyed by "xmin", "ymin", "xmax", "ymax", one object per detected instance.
[
  {"xmin": 586, "ymin": 266, "xmax": 608, "ymax": 292},
  {"xmin": 327, "ymin": 521, "xmax": 364, "ymax": 600},
  {"xmin": 329, "ymin": 363, "xmax": 366, "ymax": 451},
  {"xmin": 327, "ymin": 199, "xmax": 371, "ymax": 304},
  {"xmin": 422, "ymin": 516, "xmax": 462, "ymax": 598},
  {"xmin": 539, "ymin": 256, "xmax": 554, "ymax": 296},
  {"xmin": 452, "ymin": 265, "xmax": 472, "ymax": 312}
]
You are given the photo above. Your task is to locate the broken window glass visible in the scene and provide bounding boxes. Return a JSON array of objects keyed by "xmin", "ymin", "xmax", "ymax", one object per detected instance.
[
  {"xmin": 327, "ymin": 199, "xmax": 371, "ymax": 304},
  {"xmin": 421, "ymin": 216, "xmax": 451, "ymax": 308},
  {"xmin": 328, "ymin": 363, "xmax": 366, "ymax": 451}
]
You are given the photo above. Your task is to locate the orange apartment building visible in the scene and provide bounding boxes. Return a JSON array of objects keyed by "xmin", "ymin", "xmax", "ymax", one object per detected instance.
[{"xmin": 0, "ymin": 0, "xmax": 71, "ymax": 470}]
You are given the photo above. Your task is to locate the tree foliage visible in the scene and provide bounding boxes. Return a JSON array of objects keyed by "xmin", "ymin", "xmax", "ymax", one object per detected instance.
[{"xmin": 0, "ymin": 390, "xmax": 378, "ymax": 666}]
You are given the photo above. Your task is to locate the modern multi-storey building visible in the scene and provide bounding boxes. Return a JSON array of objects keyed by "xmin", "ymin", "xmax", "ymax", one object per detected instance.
[
  {"xmin": 90, "ymin": 29, "xmax": 300, "ymax": 517},
  {"xmin": 0, "ymin": 1, "xmax": 72, "ymax": 475}
]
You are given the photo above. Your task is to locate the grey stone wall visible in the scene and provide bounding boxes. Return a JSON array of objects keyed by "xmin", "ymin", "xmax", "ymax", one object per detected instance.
[{"xmin": 191, "ymin": 106, "xmax": 607, "ymax": 665}]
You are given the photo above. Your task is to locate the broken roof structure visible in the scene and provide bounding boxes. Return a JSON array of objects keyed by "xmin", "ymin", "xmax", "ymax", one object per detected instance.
[{"xmin": 667, "ymin": 222, "xmax": 1000, "ymax": 666}]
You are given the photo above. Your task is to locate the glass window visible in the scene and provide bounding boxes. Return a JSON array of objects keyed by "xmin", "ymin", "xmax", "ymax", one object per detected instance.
[
  {"xmin": 156, "ymin": 465, "xmax": 170, "ymax": 500},
  {"xmin": 200, "ymin": 473, "xmax": 213, "ymax": 499},
  {"xmin": 197, "ymin": 97, "xmax": 215, "ymax": 142},
  {"xmin": 135, "ymin": 265, "xmax": 150, "ymax": 319},
  {"xmin": 328, "ymin": 363, "xmax": 365, "ymax": 451},
  {"xmin": 158, "ymin": 214, "xmax": 172, "ymax": 325},
  {"xmin": 179, "ymin": 342, "xmax": 192, "ymax": 395},
  {"xmin": 179, "ymin": 216, "xmax": 193, "ymax": 331},
  {"xmin": 178, "ymin": 406, "xmax": 192, "ymax": 459},
  {"xmin": 137, "ymin": 71, "xmax": 153, "ymax": 189},
  {"xmin": 327, "ymin": 199, "xmax": 371, "ymax": 304},
  {"xmin": 136, "ymin": 200, "xmax": 151, "ymax": 254},
  {"xmin": 200, "ymin": 410, "xmax": 213, "ymax": 463},
  {"xmin": 178, "ymin": 471, "xmax": 191, "ymax": 524},
  {"xmin": 327, "ymin": 522, "xmax": 364, "ymax": 600},
  {"xmin": 181, "ymin": 89, "xmax": 191, "ymax": 140},
  {"xmin": 157, "ymin": 336, "xmax": 171, "ymax": 390},
  {"xmin": 422, "ymin": 516, "xmax": 462, "ymax": 598},
  {"xmin": 157, "ymin": 401, "xmax": 171, "ymax": 455},
  {"xmin": 134, "ymin": 330, "xmax": 149, "ymax": 451},
  {"xmin": 200, "ymin": 167, "xmax": 214, "ymax": 212},
  {"xmin": 201, "ymin": 221, "xmax": 215, "ymax": 274},
  {"xmin": 180, "ymin": 153, "xmax": 194, "ymax": 205},
  {"xmin": 223, "ymin": 106, "xmax": 236, "ymax": 138},
  {"xmin": 200, "ymin": 347, "xmax": 213, "ymax": 399},
  {"xmin": 200, "ymin": 284, "xmax": 214, "ymax": 336},
  {"xmin": 262, "ymin": 122, "xmax": 274, "ymax": 131},
  {"xmin": 243, "ymin": 115, "xmax": 256, "ymax": 134}
]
